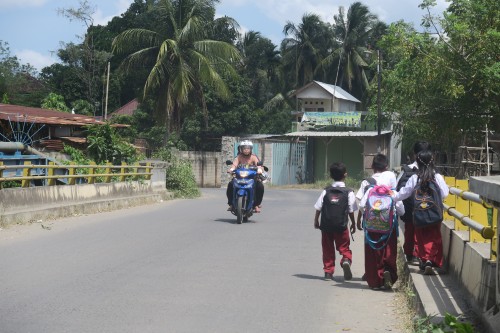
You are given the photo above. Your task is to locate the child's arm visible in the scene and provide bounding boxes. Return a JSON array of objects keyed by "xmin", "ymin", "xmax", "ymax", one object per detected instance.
[
  {"xmin": 314, "ymin": 210, "xmax": 320, "ymax": 229},
  {"xmin": 349, "ymin": 212, "xmax": 356, "ymax": 234}
]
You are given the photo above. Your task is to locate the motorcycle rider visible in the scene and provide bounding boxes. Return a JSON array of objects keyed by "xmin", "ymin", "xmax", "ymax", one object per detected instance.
[{"xmin": 226, "ymin": 140, "xmax": 265, "ymax": 213}]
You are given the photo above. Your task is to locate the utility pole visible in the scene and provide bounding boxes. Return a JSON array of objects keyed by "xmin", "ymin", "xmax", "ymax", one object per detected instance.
[
  {"xmin": 104, "ymin": 61, "xmax": 110, "ymax": 120},
  {"xmin": 377, "ymin": 49, "xmax": 381, "ymax": 153}
]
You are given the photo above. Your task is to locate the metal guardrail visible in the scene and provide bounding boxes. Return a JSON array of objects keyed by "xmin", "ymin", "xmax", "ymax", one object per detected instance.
[
  {"xmin": 444, "ymin": 176, "xmax": 498, "ymax": 260},
  {"xmin": 0, "ymin": 161, "xmax": 153, "ymax": 188}
]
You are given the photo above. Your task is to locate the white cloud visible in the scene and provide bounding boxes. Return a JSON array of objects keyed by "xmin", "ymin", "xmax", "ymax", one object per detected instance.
[
  {"xmin": 258, "ymin": 0, "xmax": 338, "ymax": 25},
  {"xmin": 93, "ymin": 0, "xmax": 134, "ymax": 26},
  {"xmin": 0, "ymin": 0, "xmax": 47, "ymax": 9},
  {"xmin": 16, "ymin": 49, "xmax": 57, "ymax": 71}
]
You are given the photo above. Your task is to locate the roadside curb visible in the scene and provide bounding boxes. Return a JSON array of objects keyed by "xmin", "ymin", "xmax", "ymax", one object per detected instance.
[
  {"xmin": 0, "ymin": 191, "xmax": 173, "ymax": 227},
  {"xmin": 398, "ymin": 239, "xmax": 484, "ymax": 330}
]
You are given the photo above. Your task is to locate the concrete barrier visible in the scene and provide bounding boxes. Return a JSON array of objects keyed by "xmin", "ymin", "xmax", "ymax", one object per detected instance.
[{"xmin": 0, "ymin": 168, "xmax": 171, "ymax": 227}]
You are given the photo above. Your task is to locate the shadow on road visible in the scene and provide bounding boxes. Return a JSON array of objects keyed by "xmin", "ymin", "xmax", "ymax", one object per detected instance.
[{"xmin": 212, "ymin": 218, "xmax": 257, "ymax": 224}]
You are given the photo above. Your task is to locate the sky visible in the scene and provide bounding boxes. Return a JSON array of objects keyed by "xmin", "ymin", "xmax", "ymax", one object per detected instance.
[{"xmin": 0, "ymin": 0, "xmax": 449, "ymax": 71}]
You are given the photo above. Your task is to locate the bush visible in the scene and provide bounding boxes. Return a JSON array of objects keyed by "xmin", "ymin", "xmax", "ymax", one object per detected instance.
[{"xmin": 165, "ymin": 157, "xmax": 200, "ymax": 198}]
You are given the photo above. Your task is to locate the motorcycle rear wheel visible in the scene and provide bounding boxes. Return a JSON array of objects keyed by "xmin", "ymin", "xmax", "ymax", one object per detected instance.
[{"xmin": 236, "ymin": 196, "xmax": 244, "ymax": 224}]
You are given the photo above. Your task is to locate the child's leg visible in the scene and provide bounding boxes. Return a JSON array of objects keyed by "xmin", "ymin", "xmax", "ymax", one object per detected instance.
[
  {"xmin": 334, "ymin": 228, "xmax": 352, "ymax": 264},
  {"xmin": 364, "ymin": 240, "xmax": 383, "ymax": 288},
  {"xmin": 321, "ymin": 231, "xmax": 336, "ymax": 273},
  {"xmin": 403, "ymin": 220, "xmax": 416, "ymax": 257},
  {"xmin": 415, "ymin": 223, "xmax": 443, "ymax": 267},
  {"xmin": 382, "ymin": 232, "xmax": 398, "ymax": 283}
]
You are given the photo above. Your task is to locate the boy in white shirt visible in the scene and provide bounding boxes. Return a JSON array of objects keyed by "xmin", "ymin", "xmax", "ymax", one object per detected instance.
[
  {"xmin": 356, "ymin": 154, "xmax": 403, "ymax": 289},
  {"xmin": 314, "ymin": 162, "xmax": 358, "ymax": 281}
]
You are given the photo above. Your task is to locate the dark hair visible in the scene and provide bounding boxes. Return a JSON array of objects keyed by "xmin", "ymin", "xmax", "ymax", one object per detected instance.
[
  {"xmin": 330, "ymin": 162, "xmax": 346, "ymax": 181},
  {"xmin": 371, "ymin": 153, "xmax": 388, "ymax": 172},
  {"xmin": 416, "ymin": 150, "xmax": 436, "ymax": 191},
  {"xmin": 413, "ymin": 141, "xmax": 431, "ymax": 155}
]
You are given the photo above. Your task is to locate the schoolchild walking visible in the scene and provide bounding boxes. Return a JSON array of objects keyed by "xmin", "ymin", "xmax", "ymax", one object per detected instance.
[
  {"xmin": 396, "ymin": 141, "xmax": 432, "ymax": 263},
  {"xmin": 357, "ymin": 154, "xmax": 404, "ymax": 289},
  {"xmin": 394, "ymin": 150, "xmax": 449, "ymax": 275},
  {"xmin": 314, "ymin": 162, "xmax": 357, "ymax": 281}
]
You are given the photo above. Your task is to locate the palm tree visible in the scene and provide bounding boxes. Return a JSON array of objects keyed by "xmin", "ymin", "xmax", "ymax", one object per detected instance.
[
  {"xmin": 317, "ymin": 2, "xmax": 384, "ymax": 99},
  {"xmin": 281, "ymin": 13, "xmax": 332, "ymax": 90},
  {"xmin": 112, "ymin": 0, "xmax": 241, "ymax": 132},
  {"xmin": 237, "ymin": 31, "xmax": 281, "ymax": 105}
]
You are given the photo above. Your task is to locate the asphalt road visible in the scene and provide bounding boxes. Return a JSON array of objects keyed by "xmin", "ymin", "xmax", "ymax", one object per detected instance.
[{"xmin": 0, "ymin": 188, "xmax": 405, "ymax": 333}]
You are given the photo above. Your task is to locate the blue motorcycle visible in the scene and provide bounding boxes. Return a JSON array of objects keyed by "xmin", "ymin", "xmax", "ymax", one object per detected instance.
[{"xmin": 226, "ymin": 161, "xmax": 263, "ymax": 224}]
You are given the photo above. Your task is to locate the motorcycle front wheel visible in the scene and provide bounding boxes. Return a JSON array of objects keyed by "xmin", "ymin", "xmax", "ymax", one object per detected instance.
[{"xmin": 236, "ymin": 196, "xmax": 245, "ymax": 224}]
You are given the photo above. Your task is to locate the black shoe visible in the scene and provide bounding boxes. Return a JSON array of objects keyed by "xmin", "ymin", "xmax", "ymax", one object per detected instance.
[
  {"xmin": 405, "ymin": 254, "xmax": 414, "ymax": 262},
  {"xmin": 418, "ymin": 258, "xmax": 425, "ymax": 271},
  {"xmin": 423, "ymin": 261, "xmax": 434, "ymax": 275},
  {"xmin": 342, "ymin": 260, "xmax": 352, "ymax": 281},
  {"xmin": 324, "ymin": 272, "xmax": 333, "ymax": 281}
]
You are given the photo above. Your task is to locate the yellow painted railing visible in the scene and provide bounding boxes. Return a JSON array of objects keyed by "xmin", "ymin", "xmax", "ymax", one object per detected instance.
[
  {"xmin": 0, "ymin": 161, "xmax": 153, "ymax": 189},
  {"xmin": 444, "ymin": 176, "xmax": 498, "ymax": 260}
]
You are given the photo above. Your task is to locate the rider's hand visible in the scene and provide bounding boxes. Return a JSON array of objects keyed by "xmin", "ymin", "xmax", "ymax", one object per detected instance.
[
  {"xmin": 314, "ymin": 220, "xmax": 320, "ymax": 229},
  {"xmin": 227, "ymin": 168, "xmax": 234, "ymax": 174},
  {"xmin": 350, "ymin": 222, "xmax": 356, "ymax": 234}
]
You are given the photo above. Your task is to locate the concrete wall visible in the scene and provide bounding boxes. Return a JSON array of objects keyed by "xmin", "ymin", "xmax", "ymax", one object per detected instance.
[
  {"xmin": 0, "ymin": 168, "xmax": 169, "ymax": 227},
  {"xmin": 174, "ymin": 151, "xmax": 222, "ymax": 188}
]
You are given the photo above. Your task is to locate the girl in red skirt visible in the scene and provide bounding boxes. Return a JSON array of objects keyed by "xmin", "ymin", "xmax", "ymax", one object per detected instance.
[{"xmin": 394, "ymin": 150, "xmax": 449, "ymax": 275}]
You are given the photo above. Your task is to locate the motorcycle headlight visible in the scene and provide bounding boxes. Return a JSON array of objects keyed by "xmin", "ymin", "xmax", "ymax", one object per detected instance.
[{"xmin": 238, "ymin": 171, "xmax": 249, "ymax": 178}]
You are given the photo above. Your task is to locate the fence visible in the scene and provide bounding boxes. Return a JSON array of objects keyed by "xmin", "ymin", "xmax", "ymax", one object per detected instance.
[
  {"xmin": 0, "ymin": 161, "xmax": 153, "ymax": 189},
  {"xmin": 444, "ymin": 176, "xmax": 498, "ymax": 260}
]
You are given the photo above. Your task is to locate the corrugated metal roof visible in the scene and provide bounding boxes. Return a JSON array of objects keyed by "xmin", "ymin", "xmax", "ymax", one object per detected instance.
[
  {"xmin": 314, "ymin": 81, "xmax": 361, "ymax": 103},
  {"xmin": 110, "ymin": 99, "xmax": 140, "ymax": 117},
  {"xmin": 0, "ymin": 104, "xmax": 128, "ymax": 127},
  {"xmin": 284, "ymin": 130, "xmax": 392, "ymax": 137},
  {"xmin": 292, "ymin": 81, "xmax": 361, "ymax": 103}
]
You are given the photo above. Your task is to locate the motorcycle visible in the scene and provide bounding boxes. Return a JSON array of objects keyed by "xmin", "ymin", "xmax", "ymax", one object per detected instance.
[{"xmin": 226, "ymin": 160, "xmax": 267, "ymax": 224}]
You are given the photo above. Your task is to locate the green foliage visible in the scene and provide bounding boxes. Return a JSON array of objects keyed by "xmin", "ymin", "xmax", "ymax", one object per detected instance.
[
  {"xmin": 41, "ymin": 92, "xmax": 70, "ymax": 112},
  {"xmin": 0, "ymin": 40, "xmax": 47, "ymax": 107},
  {"xmin": 413, "ymin": 313, "xmax": 476, "ymax": 333},
  {"xmin": 164, "ymin": 157, "xmax": 200, "ymax": 198},
  {"xmin": 85, "ymin": 124, "xmax": 137, "ymax": 164},
  {"xmin": 151, "ymin": 147, "xmax": 173, "ymax": 161},
  {"xmin": 380, "ymin": 0, "xmax": 500, "ymax": 150},
  {"xmin": 62, "ymin": 144, "xmax": 91, "ymax": 165},
  {"xmin": 112, "ymin": 0, "xmax": 242, "ymax": 133},
  {"xmin": 71, "ymin": 99, "xmax": 94, "ymax": 116}
]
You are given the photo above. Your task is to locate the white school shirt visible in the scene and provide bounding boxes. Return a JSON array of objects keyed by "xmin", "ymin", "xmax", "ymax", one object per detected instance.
[
  {"xmin": 314, "ymin": 181, "xmax": 358, "ymax": 213},
  {"xmin": 357, "ymin": 171, "xmax": 405, "ymax": 216},
  {"xmin": 394, "ymin": 173, "xmax": 449, "ymax": 202}
]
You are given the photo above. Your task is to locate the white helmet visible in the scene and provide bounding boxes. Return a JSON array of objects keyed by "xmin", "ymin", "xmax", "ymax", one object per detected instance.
[{"xmin": 239, "ymin": 140, "xmax": 253, "ymax": 155}]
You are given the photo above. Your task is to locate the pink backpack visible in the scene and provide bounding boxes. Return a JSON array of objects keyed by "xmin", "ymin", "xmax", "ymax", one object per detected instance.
[{"xmin": 363, "ymin": 185, "xmax": 395, "ymax": 235}]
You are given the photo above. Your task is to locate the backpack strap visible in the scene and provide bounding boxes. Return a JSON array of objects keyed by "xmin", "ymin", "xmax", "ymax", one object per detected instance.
[{"xmin": 363, "ymin": 177, "xmax": 377, "ymax": 194}]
